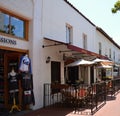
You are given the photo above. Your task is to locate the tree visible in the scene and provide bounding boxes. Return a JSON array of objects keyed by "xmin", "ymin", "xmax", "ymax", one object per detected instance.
[
  {"xmin": 112, "ymin": 0, "xmax": 120, "ymax": 13},
  {"xmin": 4, "ymin": 24, "xmax": 15, "ymax": 35}
]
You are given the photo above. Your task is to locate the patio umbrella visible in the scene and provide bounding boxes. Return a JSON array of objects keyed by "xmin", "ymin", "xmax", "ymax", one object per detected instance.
[
  {"xmin": 66, "ymin": 59, "xmax": 94, "ymax": 67},
  {"xmin": 93, "ymin": 58, "xmax": 113, "ymax": 64},
  {"xmin": 97, "ymin": 64, "xmax": 112, "ymax": 68}
]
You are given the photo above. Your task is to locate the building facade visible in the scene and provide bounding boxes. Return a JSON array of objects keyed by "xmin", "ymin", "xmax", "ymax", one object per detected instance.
[{"xmin": 0, "ymin": 0, "xmax": 120, "ymax": 110}]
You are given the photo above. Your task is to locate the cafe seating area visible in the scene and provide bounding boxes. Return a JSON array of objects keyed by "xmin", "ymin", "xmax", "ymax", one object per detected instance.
[{"xmin": 43, "ymin": 78, "xmax": 120, "ymax": 115}]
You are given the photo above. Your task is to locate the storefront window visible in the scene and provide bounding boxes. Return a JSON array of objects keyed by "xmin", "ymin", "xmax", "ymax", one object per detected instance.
[
  {"xmin": 0, "ymin": 10, "xmax": 27, "ymax": 39},
  {"xmin": 11, "ymin": 17, "xmax": 24, "ymax": 38},
  {"xmin": 106, "ymin": 68, "xmax": 112, "ymax": 78}
]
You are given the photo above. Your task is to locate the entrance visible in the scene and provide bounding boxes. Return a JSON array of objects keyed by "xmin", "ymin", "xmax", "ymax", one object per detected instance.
[
  {"xmin": 0, "ymin": 50, "xmax": 26, "ymax": 110},
  {"xmin": 68, "ymin": 66, "xmax": 78, "ymax": 84},
  {"xmin": 90, "ymin": 66, "xmax": 94, "ymax": 84},
  {"xmin": 51, "ymin": 61, "xmax": 61, "ymax": 84}
]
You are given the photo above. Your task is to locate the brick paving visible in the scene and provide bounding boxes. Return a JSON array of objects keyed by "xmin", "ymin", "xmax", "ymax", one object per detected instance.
[
  {"xmin": 23, "ymin": 92, "xmax": 120, "ymax": 116},
  {"xmin": 4, "ymin": 92, "xmax": 120, "ymax": 116},
  {"xmin": 94, "ymin": 93, "xmax": 120, "ymax": 116}
]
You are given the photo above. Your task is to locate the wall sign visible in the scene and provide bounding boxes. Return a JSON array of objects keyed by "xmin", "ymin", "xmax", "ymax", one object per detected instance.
[{"xmin": 0, "ymin": 37, "xmax": 16, "ymax": 45}]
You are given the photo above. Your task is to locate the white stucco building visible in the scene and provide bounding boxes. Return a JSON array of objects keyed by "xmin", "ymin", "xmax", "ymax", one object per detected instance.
[{"xmin": 0, "ymin": 0, "xmax": 120, "ymax": 111}]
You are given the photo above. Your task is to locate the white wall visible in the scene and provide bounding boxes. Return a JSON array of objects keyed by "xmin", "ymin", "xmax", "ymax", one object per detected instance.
[
  {"xmin": 0, "ymin": 0, "xmax": 33, "ymax": 19},
  {"xmin": 42, "ymin": 0, "xmax": 96, "ymax": 52},
  {"xmin": 30, "ymin": 0, "xmax": 43, "ymax": 110},
  {"xmin": 95, "ymin": 30, "xmax": 120, "ymax": 63},
  {"xmin": 1, "ymin": 0, "xmax": 120, "ymax": 111},
  {"xmin": 39, "ymin": 0, "xmax": 120, "ymax": 109},
  {"xmin": 0, "ymin": 0, "xmax": 33, "ymax": 50},
  {"xmin": 0, "ymin": 35, "xmax": 30, "ymax": 50},
  {"xmin": 29, "ymin": 0, "xmax": 66, "ymax": 110},
  {"xmin": 42, "ymin": 0, "xmax": 120, "ymax": 63}
]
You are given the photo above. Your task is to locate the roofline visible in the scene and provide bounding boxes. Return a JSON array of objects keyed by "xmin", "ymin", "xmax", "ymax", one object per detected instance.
[
  {"xmin": 64, "ymin": 0, "xmax": 120, "ymax": 50},
  {"xmin": 64, "ymin": 0, "xmax": 95, "ymax": 27},
  {"xmin": 96, "ymin": 27, "xmax": 120, "ymax": 49}
]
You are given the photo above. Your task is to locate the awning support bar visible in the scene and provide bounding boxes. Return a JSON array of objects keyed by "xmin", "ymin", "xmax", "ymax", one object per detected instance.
[
  {"xmin": 59, "ymin": 50, "xmax": 73, "ymax": 53},
  {"xmin": 42, "ymin": 43, "xmax": 63, "ymax": 48}
]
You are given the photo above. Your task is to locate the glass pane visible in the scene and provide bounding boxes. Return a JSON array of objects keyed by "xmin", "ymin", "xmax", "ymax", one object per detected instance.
[
  {"xmin": 0, "ymin": 12, "xmax": 9, "ymax": 33},
  {"xmin": 66, "ymin": 26, "xmax": 70, "ymax": 43},
  {"xmin": 11, "ymin": 17, "xmax": 24, "ymax": 38}
]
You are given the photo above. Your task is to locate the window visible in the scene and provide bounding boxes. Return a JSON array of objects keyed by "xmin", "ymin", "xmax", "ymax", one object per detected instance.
[
  {"xmin": 98, "ymin": 42, "xmax": 102, "ymax": 55},
  {"xmin": 82, "ymin": 33, "xmax": 87, "ymax": 49},
  {"xmin": 113, "ymin": 51, "xmax": 115, "ymax": 61},
  {"xmin": 66, "ymin": 24, "xmax": 73, "ymax": 44},
  {"xmin": 0, "ymin": 10, "xmax": 28, "ymax": 39},
  {"xmin": 109, "ymin": 48, "xmax": 111, "ymax": 58}
]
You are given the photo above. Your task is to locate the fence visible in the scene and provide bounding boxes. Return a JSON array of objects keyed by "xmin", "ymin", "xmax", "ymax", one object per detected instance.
[{"xmin": 43, "ymin": 78, "xmax": 120, "ymax": 115}]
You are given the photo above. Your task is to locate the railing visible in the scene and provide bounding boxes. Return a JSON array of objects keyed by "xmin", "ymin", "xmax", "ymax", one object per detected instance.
[{"xmin": 43, "ymin": 78, "xmax": 120, "ymax": 115}]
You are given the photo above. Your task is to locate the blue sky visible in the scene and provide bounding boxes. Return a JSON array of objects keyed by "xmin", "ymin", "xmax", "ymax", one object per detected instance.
[{"xmin": 68, "ymin": 0, "xmax": 120, "ymax": 45}]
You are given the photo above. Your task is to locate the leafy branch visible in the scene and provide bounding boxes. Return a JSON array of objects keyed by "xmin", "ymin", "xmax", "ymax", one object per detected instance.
[{"xmin": 112, "ymin": 0, "xmax": 120, "ymax": 13}]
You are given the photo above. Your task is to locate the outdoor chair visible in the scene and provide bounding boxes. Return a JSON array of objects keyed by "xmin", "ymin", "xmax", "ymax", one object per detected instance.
[
  {"xmin": 61, "ymin": 87, "xmax": 76, "ymax": 107},
  {"xmin": 74, "ymin": 87, "xmax": 88, "ymax": 110},
  {"xmin": 106, "ymin": 81, "xmax": 115, "ymax": 97}
]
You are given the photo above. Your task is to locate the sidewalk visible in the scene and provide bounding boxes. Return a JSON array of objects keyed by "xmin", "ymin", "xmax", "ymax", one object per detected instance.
[
  {"xmin": 10, "ymin": 92, "xmax": 120, "ymax": 116},
  {"xmin": 94, "ymin": 92, "xmax": 120, "ymax": 116}
]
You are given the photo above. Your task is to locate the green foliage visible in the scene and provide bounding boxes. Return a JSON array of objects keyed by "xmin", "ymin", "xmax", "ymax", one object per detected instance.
[
  {"xmin": 4, "ymin": 24, "xmax": 15, "ymax": 35},
  {"xmin": 112, "ymin": 0, "xmax": 120, "ymax": 13}
]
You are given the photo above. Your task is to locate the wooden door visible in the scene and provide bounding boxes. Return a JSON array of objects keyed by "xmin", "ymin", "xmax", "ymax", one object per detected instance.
[
  {"xmin": 90, "ymin": 66, "xmax": 94, "ymax": 84},
  {"xmin": 68, "ymin": 66, "xmax": 78, "ymax": 84},
  {"xmin": 4, "ymin": 53, "xmax": 22, "ymax": 109},
  {"xmin": 51, "ymin": 61, "xmax": 61, "ymax": 84}
]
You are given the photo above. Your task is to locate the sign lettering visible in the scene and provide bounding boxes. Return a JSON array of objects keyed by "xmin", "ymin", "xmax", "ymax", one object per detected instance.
[{"xmin": 0, "ymin": 37, "xmax": 16, "ymax": 45}]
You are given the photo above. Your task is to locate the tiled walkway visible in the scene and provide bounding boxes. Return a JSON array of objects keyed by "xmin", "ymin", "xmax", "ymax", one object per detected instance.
[{"xmin": 2, "ymin": 92, "xmax": 120, "ymax": 116}]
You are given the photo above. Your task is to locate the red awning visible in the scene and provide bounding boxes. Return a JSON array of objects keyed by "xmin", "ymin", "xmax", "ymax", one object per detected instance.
[
  {"xmin": 43, "ymin": 37, "xmax": 108, "ymax": 60},
  {"xmin": 67, "ymin": 44, "xmax": 108, "ymax": 59}
]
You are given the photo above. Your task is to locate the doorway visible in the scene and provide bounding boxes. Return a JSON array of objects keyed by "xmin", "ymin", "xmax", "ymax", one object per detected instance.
[
  {"xmin": 68, "ymin": 66, "xmax": 78, "ymax": 84},
  {"xmin": 90, "ymin": 66, "xmax": 94, "ymax": 84},
  {"xmin": 0, "ymin": 50, "xmax": 25, "ymax": 109},
  {"xmin": 51, "ymin": 61, "xmax": 61, "ymax": 84},
  {"xmin": 4, "ymin": 52, "xmax": 22, "ymax": 109}
]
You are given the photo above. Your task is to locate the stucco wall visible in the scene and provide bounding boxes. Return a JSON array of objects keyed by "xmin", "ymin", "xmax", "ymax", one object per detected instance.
[
  {"xmin": 0, "ymin": 0, "xmax": 33, "ymax": 19},
  {"xmin": 0, "ymin": 35, "xmax": 29, "ymax": 50},
  {"xmin": 0, "ymin": 0, "xmax": 120, "ymax": 111},
  {"xmin": 95, "ymin": 30, "xmax": 120, "ymax": 62},
  {"xmin": 42, "ymin": 0, "xmax": 96, "ymax": 52}
]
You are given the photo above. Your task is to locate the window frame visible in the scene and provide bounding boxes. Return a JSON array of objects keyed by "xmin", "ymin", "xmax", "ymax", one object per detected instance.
[
  {"xmin": 66, "ymin": 23, "xmax": 73, "ymax": 44},
  {"xmin": 113, "ymin": 51, "xmax": 115, "ymax": 61},
  {"xmin": 82, "ymin": 33, "xmax": 87, "ymax": 50},
  {"xmin": 109, "ymin": 48, "xmax": 111, "ymax": 58},
  {"xmin": 0, "ymin": 8, "xmax": 29, "ymax": 40},
  {"xmin": 98, "ymin": 42, "xmax": 102, "ymax": 55}
]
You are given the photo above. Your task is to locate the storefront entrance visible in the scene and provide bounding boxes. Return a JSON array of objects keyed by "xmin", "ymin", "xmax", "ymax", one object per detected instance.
[
  {"xmin": 68, "ymin": 66, "xmax": 78, "ymax": 84},
  {"xmin": 0, "ymin": 50, "xmax": 26, "ymax": 110}
]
